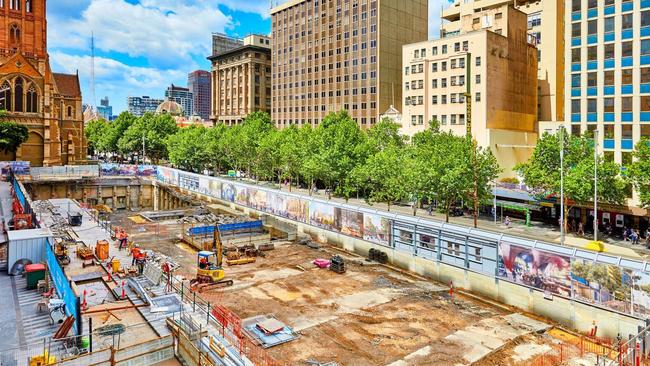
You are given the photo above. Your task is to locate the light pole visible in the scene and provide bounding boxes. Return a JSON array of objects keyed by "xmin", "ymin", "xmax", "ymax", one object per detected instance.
[
  {"xmin": 142, "ymin": 133, "xmax": 146, "ymax": 165},
  {"xmin": 593, "ymin": 129, "xmax": 598, "ymax": 242}
]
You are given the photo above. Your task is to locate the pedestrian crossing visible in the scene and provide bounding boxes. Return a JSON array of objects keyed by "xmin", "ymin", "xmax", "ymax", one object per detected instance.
[{"xmin": 13, "ymin": 276, "xmax": 59, "ymax": 346}]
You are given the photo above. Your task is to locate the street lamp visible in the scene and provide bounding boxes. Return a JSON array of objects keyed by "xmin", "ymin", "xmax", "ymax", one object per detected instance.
[
  {"xmin": 559, "ymin": 126, "xmax": 565, "ymax": 246},
  {"xmin": 593, "ymin": 129, "xmax": 599, "ymax": 242}
]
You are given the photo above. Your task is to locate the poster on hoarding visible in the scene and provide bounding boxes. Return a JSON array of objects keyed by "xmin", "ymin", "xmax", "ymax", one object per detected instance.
[
  {"xmin": 363, "ymin": 213, "xmax": 391, "ymax": 246},
  {"xmin": 310, "ymin": 201, "xmax": 337, "ymax": 231},
  {"xmin": 234, "ymin": 185, "xmax": 249, "ymax": 206},
  {"xmin": 157, "ymin": 166, "xmax": 177, "ymax": 184},
  {"xmin": 339, "ymin": 208, "xmax": 363, "ymax": 238},
  {"xmin": 10, "ymin": 161, "xmax": 30, "ymax": 175},
  {"xmin": 248, "ymin": 189, "xmax": 269, "ymax": 211},
  {"xmin": 222, "ymin": 183, "xmax": 235, "ymax": 202},
  {"xmin": 571, "ymin": 258, "xmax": 634, "ymax": 314},
  {"xmin": 268, "ymin": 193, "xmax": 286, "ymax": 216},
  {"xmin": 497, "ymin": 242, "xmax": 571, "ymax": 297},
  {"xmin": 207, "ymin": 179, "xmax": 222, "ymax": 199},
  {"xmin": 632, "ymin": 271, "xmax": 650, "ymax": 318},
  {"xmin": 286, "ymin": 197, "xmax": 308, "ymax": 223},
  {"xmin": 137, "ymin": 165, "xmax": 157, "ymax": 176}
]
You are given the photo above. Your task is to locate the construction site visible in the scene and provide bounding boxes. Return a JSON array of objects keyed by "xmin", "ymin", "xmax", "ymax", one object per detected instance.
[{"xmin": 2, "ymin": 166, "xmax": 650, "ymax": 366}]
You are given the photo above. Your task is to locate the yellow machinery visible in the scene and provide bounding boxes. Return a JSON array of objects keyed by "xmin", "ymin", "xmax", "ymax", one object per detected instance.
[
  {"xmin": 54, "ymin": 240, "xmax": 71, "ymax": 265},
  {"xmin": 190, "ymin": 228, "xmax": 233, "ymax": 291}
]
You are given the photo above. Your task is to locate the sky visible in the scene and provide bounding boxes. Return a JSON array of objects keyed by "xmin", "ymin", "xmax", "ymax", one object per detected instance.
[{"xmin": 47, "ymin": 0, "xmax": 449, "ymax": 114}]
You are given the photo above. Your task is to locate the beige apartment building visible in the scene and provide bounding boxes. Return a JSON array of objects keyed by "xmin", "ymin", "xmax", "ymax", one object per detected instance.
[
  {"xmin": 402, "ymin": 4, "xmax": 538, "ymax": 176},
  {"xmin": 270, "ymin": 0, "xmax": 428, "ymax": 128},
  {"xmin": 440, "ymin": 0, "xmax": 565, "ymax": 133},
  {"xmin": 209, "ymin": 35, "xmax": 272, "ymax": 126}
]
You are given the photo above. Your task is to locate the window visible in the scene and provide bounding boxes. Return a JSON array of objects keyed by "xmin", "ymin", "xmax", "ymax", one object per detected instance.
[
  {"xmin": 587, "ymin": 72, "xmax": 597, "ymax": 87},
  {"xmin": 432, "ymin": 63, "xmax": 438, "ymax": 72},
  {"xmin": 475, "ymin": 93, "xmax": 481, "ymax": 102},
  {"xmin": 26, "ymin": 0, "xmax": 31, "ymax": 12},
  {"xmin": 644, "ymin": 11, "xmax": 650, "ymax": 28},
  {"xmin": 475, "ymin": 74, "xmax": 481, "ymax": 84},
  {"xmin": 9, "ymin": 24, "xmax": 20, "ymax": 45},
  {"xmin": 587, "ymin": 99, "xmax": 597, "ymax": 113},
  {"xmin": 572, "ymin": 23, "xmax": 581, "ymax": 38},
  {"xmin": 432, "ymin": 95, "xmax": 438, "ymax": 104},
  {"xmin": 432, "ymin": 46, "xmax": 438, "ymax": 55},
  {"xmin": 623, "ymin": 125, "xmax": 633, "ymax": 139},
  {"xmin": 67, "ymin": 105, "xmax": 73, "ymax": 117},
  {"xmin": 13, "ymin": 77, "xmax": 22, "ymax": 112},
  {"xmin": 587, "ymin": 46, "xmax": 597, "ymax": 61},
  {"xmin": 432, "ymin": 79, "xmax": 437, "ymax": 88},
  {"xmin": 622, "ymin": 69, "xmax": 633, "ymax": 85},
  {"xmin": 604, "ymin": 71, "xmax": 614, "ymax": 86},
  {"xmin": 622, "ymin": 14, "xmax": 633, "ymax": 30},
  {"xmin": 622, "ymin": 42, "xmax": 633, "ymax": 57},
  {"xmin": 643, "ymin": 40, "xmax": 650, "ymax": 56},
  {"xmin": 604, "ymin": 124, "xmax": 615, "ymax": 139},
  {"xmin": 587, "ymin": 20, "xmax": 597, "ymax": 35},
  {"xmin": 528, "ymin": 13, "xmax": 541, "ymax": 28},
  {"xmin": 26, "ymin": 85, "xmax": 37, "ymax": 113},
  {"xmin": 642, "ymin": 68, "xmax": 650, "ymax": 84},
  {"xmin": 604, "ymin": 17, "xmax": 614, "ymax": 33},
  {"xmin": 604, "ymin": 44, "xmax": 614, "ymax": 59},
  {"xmin": 588, "ymin": 0, "xmax": 597, "ymax": 8},
  {"xmin": 0, "ymin": 81, "xmax": 11, "ymax": 111},
  {"xmin": 572, "ymin": 0, "xmax": 580, "ymax": 12},
  {"xmin": 572, "ymin": 74, "xmax": 580, "ymax": 87},
  {"xmin": 475, "ymin": 57, "xmax": 481, "ymax": 66},
  {"xmin": 642, "ymin": 96, "xmax": 650, "ymax": 112},
  {"xmin": 622, "ymin": 97, "xmax": 633, "ymax": 112},
  {"xmin": 571, "ymin": 99, "xmax": 581, "ymax": 114},
  {"xmin": 9, "ymin": 0, "xmax": 20, "ymax": 10},
  {"xmin": 442, "ymin": 45, "xmax": 447, "ymax": 54},
  {"xmin": 604, "ymin": 98, "xmax": 614, "ymax": 113},
  {"xmin": 572, "ymin": 48, "xmax": 581, "ymax": 63}
]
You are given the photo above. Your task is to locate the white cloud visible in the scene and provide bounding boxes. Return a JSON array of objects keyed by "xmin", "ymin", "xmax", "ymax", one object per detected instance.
[
  {"xmin": 50, "ymin": 51, "xmax": 187, "ymax": 112},
  {"xmin": 49, "ymin": 0, "xmax": 233, "ymax": 69}
]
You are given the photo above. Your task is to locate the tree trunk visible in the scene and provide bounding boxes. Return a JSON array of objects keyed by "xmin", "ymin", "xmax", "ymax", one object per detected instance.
[
  {"xmin": 289, "ymin": 176, "xmax": 292, "ymax": 192},
  {"xmin": 445, "ymin": 201, "xmax": 451, "ymax": 223},
  {"xmin": 387, "ymin": 202, "xmax": 391, "ymax": 212}
]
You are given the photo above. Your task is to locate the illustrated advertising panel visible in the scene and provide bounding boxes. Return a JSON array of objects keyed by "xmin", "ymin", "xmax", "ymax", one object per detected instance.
[
  {"xmin": 157, "ymin": 166, "xmax": 178, "ymax": 184},
  {"xmin": 309, "ymin": 201, "xmax": 338, "ymax": 231},
  {"xmin": 222, "ymin": 183, "xmax": 236, "ymax": 202},
  {"xmin": 497, "ymin": 242, "xmax": 571, "ymax": 297},
  {"xmin": 339, "ymin": 208, "xmax": 363, "ymax": 238},
  {"xmin": 286, "ymin": 197, "xmax": 308, "ymax": 223},
  {"xmin": 234, "ymin": 185, "xmax": 249, "ymax": 206},
  {"xmin": 363, "ymin": 213, "xmax": 391, "ymax": 246},
  {"xmin": 268, "ymin": 193, "xmax": 286, "ymax": 217},
  {"xmin": 571, "ymin": 259, "xmax": 634, "ymax": 315},
  {"xmin": 248, "ymin": 189, "xmax": 269, "ymax": 211},
  {"xmin": 631, "ymin": 270, "xmax": 650, "ymax": 318}
]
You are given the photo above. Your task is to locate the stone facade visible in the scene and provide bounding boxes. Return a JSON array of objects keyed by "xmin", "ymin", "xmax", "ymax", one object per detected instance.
[{"xmin": 0, "ymin": 0, "xmax": 85, "ymax": 167}]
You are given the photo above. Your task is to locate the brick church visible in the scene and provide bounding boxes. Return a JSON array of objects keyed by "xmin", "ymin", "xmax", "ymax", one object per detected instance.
[{"xmin": 0, "ymin": 0, "xmax": 85, "ymax": 166}]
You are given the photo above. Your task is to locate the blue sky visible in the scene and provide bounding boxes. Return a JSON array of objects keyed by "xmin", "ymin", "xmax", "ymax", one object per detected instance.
[{"xmin": 47, "ymin": 0, "xmax": 448, "ymax": 114}]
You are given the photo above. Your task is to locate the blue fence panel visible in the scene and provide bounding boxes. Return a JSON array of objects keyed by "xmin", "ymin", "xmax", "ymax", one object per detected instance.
[
  {"xmin": 218, "ymin": 220, "xmax": 264, "ymax": 232},
  {"xmin": 46, "ymin": 241, "xmax": 80, "ymax": 335},
  {"xmin": 13, "ymin": 178, "xmax": 26, "ymax": 209}
]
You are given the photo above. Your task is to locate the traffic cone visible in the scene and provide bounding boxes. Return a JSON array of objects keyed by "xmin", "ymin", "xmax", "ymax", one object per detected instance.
[{"xmin": 121, "ymin": 281, "xmax": 126, "ymax": 300}]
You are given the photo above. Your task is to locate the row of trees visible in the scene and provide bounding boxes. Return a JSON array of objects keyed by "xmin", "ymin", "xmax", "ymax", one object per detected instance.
[{"xmin": 86, "ymin": 110, "xmax": 500, "ymax": 221}]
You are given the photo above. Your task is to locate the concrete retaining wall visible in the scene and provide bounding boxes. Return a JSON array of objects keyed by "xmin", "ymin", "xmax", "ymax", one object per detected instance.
[
  {"xmin": 52, "ymin": 336, "xmax": 174, "ymax": 366},
  {"xmin": 210, "ymin": 194, "xmax": 646, "ymax": 340}
]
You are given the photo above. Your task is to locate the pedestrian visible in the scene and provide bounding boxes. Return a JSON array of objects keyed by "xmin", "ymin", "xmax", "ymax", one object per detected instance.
[
  {"xmin": 578, "ymin": 222, "xmax": 584, "ymax": 237},
  {"xmin": 428, "ymin": 205, "xmax": 433, "ymax": 216},
  {"xmin": 504, "ymin": 216, "xmax": 511, "ymax": 229},
  {"xmin": 645, "ymin": 229, "xmax": 650, "ymax": 248},
  {"xmin": 631, "ymin": 230, "xmax": 640, "ymax": 245}
]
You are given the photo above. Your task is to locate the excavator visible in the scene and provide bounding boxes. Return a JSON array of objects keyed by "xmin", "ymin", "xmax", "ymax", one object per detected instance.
[{"xmin": 189, "ymin": 226, "xmax": 234, "ymax": 292}]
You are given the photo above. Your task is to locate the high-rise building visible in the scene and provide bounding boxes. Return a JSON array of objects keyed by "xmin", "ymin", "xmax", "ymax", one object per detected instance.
[
  {"xmin": 271, "ymin": 0, "xmax": 429, "ymax": 128},
  {"xmin": 165, "ymin": 85, "xmax": 193, "ymax": 117},
  {"xmin": 564, "ymin": 0, "xmax": 650, "ymax": 208},
  {"xmin": 0, "ymin": 0, "xmax": 86, "ymax": 166},
  {"xmin": 443, "ymin": 0, "xmax": 565, "ymax": 132},
  {"xmin": 97, "ymin": 96, "xmax": 113, "ymax": 121},
  {"xmin": 209, "ymin": 35, "xmax": 272, "ymax": 126},
  {"xmin": 402, "ymin": 4, "xmax": 538, "ymax": 175},
  {"xmin": 212, "ymin": 33, "xmax": 244, "ymax": 56},
  {"xmin": 188, "ymin": 70, "xmax": 211, "ymax": 120},
  {"xmin": 127, "ymin": 96, "xmax": 164, "ymax": 116}
]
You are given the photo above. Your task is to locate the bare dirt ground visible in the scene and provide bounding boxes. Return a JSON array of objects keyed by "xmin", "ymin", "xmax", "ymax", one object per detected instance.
[{"xmin": 109, "ymin": 208, "xmax": 567, "ymax": 366}]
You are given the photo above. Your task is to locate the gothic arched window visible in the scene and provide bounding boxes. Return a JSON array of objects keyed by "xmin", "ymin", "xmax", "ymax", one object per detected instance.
[
  {"xmin": 67, "ymin": 106, "xmax": 73, "ymax": 117},
  {"xmin": 10, "ymin": 0, "xmax": 20, "ymax": 11},
  {"xmin": 0, "ymin": 81, "xmax": 11, "ymax": 111},
  {"xmin": 26, "ymin": 84, "xmax": 37, "ymax": 113},
  {"xmin": 25, "ymin": 0, "xmax": 31, "ymax": 13},
  {"xmin": 14, "ymin": 77, "xmax": 23, "ymax": 112},
  {"xmin": 9, "ymin": 24, "xmax": 20, "ymax": 45}
]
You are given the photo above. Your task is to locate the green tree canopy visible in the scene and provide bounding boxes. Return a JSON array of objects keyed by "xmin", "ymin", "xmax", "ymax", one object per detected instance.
[
  {"xmin": 630, "ymin": 138, "xmax": 650, "ymax": 208},
  {"xmin": 100, "ymin": 111, "xmax": 136, "ymax": 157},
  {"xmin": 0, "ymin": 121, "xmax": 28, "ymax": 154},
  {"xmin": 166, "ymin": 125, "xmax": 210, "ymax": 172},
  {"xmin": 118, "ymin": 113, "xmax": 178, "ymax": 163},
  {"xmin": 85, "ymin": 119, "xmax": 110, "ymax": 155}
]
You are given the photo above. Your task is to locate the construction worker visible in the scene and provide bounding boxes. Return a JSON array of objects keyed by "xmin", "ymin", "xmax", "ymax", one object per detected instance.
[
  {"xmin": 118, "ymin": 229, "xmax": 128, "ymax": 250},
  {"xmin": 136, "ymin": 250, "xmax": 146, "ymax": 275},
  {"xmin": 199, "ymin": 255, "xmax": 208, "ymax": 269},
  {"xmin": 131, "ymin": 244, "xmax": 141, "ymax": 266}
]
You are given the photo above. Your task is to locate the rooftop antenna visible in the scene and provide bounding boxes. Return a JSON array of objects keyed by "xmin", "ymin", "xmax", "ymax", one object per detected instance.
[{"xmin": 90, "ymin": 31, "xmax": 96, "ymax": 113}]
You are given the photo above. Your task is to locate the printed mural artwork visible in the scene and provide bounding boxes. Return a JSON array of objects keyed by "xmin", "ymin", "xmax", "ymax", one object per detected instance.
[
  {"xmin": 339, "ymin": 208, "xmax": 363, "ymax": 238},
  {"xmin": 363, "ymin": 213, "xmax": 391, "ymax": 246},
  {"xmin": 0, "ymin": 161, "xmax": 31, "ymax": 176},
  {"xmin": 101, "ymin": 164, "xmax": 156, "ymax": 177},
  {"xmin": 310, "ymin": 201, "xmax": 337, "ymax": 231},
  {"xmin": 631, "ymin": 271, "xmax": 650, "ymax": 318},
  {"xmin": 268, "ymin": 193, "xmax": 286, "ymax": 217},
  {"xmin": 222, "ymin": 183, "xmax": 236, "ymax": 202},
  {"xmin": 235, "ymin": 186, "xmax": 249, "ymax": 206},
  {"xmin": 157, "ymin": 166, "xmax": 177, "ymax": 184},
  {"xmin": 497, "ymin": 242, "xmax": 571, "ymax": 297},
  {"xmin": 248, "ymin": 189, "xmax": 269, "ymax": 211},
  {"xmin": 571, "ymin": 259, "xmax": 634, "ymax": 315},
  {"xmin": 285, "ymin": 197, "xmax": 308, "ymax": 223}
]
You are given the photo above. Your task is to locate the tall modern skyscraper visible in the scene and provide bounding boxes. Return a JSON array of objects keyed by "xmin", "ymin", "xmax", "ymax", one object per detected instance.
[
  {"xmin": 97, "ymin": 96, "xmax": 113, "ymax": 121},
  {"xmin": 271, "ymin": 0, "xmax": 429, "ymax": 128},
  {"xmin": 165, "ymin": 85, "xmax": 193, "ymax": 117},
  {"xmin": 565, "ymin": 0, "xmax": 650, "ymax": 208},
  {"xmin": 127, "ymin": 96, "xmax": 164, "ymax": 116},
  {"xmin": 188, "ymin": 70, "xmax": 211, "ymax": 120}
]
